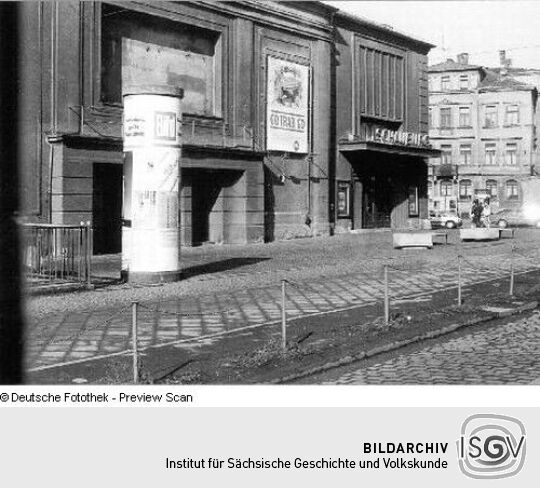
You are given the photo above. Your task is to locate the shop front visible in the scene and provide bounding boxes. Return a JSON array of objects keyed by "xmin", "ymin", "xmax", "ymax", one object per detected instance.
[{"xmin": 338, "ymin": 127, "xmax": 440, "ymax": 229}]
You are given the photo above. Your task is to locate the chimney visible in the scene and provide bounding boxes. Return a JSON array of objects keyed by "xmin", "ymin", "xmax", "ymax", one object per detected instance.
[
  {"xmin": 499, "ymin": 49, "xmax": 512, "ymax": 76},
  {"xmin": 457, "ymin": 52, "xmax": 469, "ymax": 65}
]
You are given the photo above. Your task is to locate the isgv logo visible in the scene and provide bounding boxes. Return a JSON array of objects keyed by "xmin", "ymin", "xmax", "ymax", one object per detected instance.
[{"xmin": 457, "ymin": 414, "xmax": 526, "ymax": 479}]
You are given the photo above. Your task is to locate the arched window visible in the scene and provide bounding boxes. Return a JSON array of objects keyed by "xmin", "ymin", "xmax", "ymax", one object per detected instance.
[
  {"xmin": 440, "ymin": 179, "xmax": 453, "ymax": 197},
  {"xmin": 486, "ymin": 179, "xmax": 498, "ymax": 198},
  {"xmin": 506, "ymin": 180, "xmax": 519, "ymax": 200},
  {"xmin": 459, "ymin": 179, "xmax": 472, "ymax": 199}
]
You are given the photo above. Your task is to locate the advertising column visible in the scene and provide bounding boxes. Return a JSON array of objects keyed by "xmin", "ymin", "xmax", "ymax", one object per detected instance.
[{"xmin": 122, "ymin": 85, "xmax": 183, "ymax": 283}]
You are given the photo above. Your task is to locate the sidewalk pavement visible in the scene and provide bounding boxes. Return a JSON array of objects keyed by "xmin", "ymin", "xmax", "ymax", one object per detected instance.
[{"xmin": 24, "ymin": 229, "xmax": 540, "ymax": 373}]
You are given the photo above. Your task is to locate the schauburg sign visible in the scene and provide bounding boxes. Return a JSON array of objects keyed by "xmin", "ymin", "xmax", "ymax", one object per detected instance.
[{"xmin": 369, "ymin": 128, "xmax": 431, "ymax": 148}]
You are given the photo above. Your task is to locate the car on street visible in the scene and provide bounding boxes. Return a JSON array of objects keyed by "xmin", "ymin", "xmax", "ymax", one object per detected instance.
[
  {"xmin": 429, "ymin": 212, "xmax": 462, "ymax": 229},
  {"xmin": 489, "ymin": 206, "xmax": 540, "ymax": 228}
]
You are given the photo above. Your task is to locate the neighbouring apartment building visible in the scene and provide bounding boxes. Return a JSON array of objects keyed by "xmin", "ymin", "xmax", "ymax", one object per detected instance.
[
  {"xmin": 14, "ymin": 1, "xmax": 436, "ymax": 255},
  {"xmin": 428, "ymin": 52, "xmax": 539, "ymax": 217}
]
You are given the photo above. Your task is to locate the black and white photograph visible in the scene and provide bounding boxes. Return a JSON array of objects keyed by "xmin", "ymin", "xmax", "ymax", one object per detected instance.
[{"xmin": 2, "ymin": 0, "xmax": 540, "ymax": 387}]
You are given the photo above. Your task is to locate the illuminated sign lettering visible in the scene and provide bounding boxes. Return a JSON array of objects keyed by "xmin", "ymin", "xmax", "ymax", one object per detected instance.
[{"xmin": 370, "ymin": 128, "xmax": 431, "ymax": 148}]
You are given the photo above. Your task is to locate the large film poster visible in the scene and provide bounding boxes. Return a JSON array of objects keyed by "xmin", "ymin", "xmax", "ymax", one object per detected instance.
[{"xmin": 266, "ymin": 56, "xmax": 309, "ymax": 153}]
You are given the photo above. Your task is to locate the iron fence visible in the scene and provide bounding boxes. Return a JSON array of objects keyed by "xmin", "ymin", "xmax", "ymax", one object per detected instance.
[{"xmin": 20, "ymin": 223, "xmax": 92, "ymax": 286}]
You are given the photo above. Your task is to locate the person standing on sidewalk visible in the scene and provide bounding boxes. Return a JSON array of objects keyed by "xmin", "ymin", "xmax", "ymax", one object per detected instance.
[
  {"xmin": 471, "ymin": 199, "xmax": 481, "ymax": 228},
  {"xmin": 482, "ymin": 198, "xmax": 491, "ymax": 228}
]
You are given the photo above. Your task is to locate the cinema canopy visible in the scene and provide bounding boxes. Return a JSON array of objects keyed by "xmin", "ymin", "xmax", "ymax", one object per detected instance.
[{"xmin": 15, "ymin": 1, "xmax": 439, "ymax": 255}]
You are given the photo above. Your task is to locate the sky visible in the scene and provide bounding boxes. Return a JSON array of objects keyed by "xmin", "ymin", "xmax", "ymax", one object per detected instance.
[{"xmin": 325, "ymin": 1, "xmax": 540, "ymax": 69}]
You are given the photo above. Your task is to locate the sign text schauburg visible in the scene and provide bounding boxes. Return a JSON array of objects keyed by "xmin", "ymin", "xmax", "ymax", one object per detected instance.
[{"xmin": 369, "ymin": 127, "xmax": 431, "ymax": 148}]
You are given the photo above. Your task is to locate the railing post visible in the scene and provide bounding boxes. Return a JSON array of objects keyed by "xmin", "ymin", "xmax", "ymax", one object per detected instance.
[
  {"xmin": 457, "ymin": 254, "xmax": 462, "ymax": 307},
  {"xmin": 510, "ymin": 243, "xmax": 515, "ymax": 296},
  {"xmin": 281, "ymin": 280, "xmax": 287, "ymax": 352},
  {"xmin": 384, "ymin": 264, "xmax": 389, "ymax": 325},
  {"xmin": 86, "ymin": 221, "xmax": 92, "ymax": 288},
  {"xmin": 132, "ymin": 301, "xmax": 139, "ymax": 384}
]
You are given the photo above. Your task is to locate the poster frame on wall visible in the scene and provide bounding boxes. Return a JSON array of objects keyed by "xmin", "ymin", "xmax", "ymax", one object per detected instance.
[{"xmin": 266, "ymin": 55, "xmax": 311, "ymax": 154}]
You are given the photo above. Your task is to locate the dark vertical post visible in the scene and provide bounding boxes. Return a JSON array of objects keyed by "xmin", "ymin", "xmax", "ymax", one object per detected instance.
[
  {"xmin": 0, "ymin": 3, "xmax": 24, "ymax": 384},
  {"xmin": 384, "ymin": 264, "xmax": 389, "ymax": 325}
]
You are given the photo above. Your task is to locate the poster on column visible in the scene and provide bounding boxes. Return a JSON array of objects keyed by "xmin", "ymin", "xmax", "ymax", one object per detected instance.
[{"xmin": 266, "ymin": 56, "xmax": 310, "ymax": 153}]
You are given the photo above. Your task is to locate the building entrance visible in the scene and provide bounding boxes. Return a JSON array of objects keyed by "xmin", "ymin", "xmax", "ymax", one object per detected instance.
[
  {"xmin": 361, "ymin": 174, "xmax": 393, "ymax": 228},
  {"xmin": 92, "ymin": 163, "xmax": 123, "ymax": 254},
  {"xmin": 187, "ymin": 169, "xmax": 244, "ymax": 246}
]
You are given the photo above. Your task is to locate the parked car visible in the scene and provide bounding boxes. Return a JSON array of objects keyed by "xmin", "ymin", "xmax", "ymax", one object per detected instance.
[
  {"xmin": 429, "ymin": 212, "xmax": 462, "ymax": 229},
  {"xmin": 489, "ymin": 206, "xmax": 540, "ymax": 228}
]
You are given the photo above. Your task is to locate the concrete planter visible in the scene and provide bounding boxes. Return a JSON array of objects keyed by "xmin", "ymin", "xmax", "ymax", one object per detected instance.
[
  {"xmin": 392, "ymin": 232, "xmax": 433, "ymax": 249},
  {"xmin": 460, "ymin": 228, "xmax": 500, "ymax": 241}
]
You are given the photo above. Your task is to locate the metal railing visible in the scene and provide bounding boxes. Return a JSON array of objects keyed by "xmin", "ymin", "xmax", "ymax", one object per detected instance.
[{"xmin": 20, "ymin": 223, "xmax": 93, "ymax": 286}]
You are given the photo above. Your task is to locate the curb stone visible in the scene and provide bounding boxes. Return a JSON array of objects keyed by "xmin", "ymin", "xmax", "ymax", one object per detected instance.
[{"xmin": 270, "ymin": 300, "xmax": 539, "ymax": 384}]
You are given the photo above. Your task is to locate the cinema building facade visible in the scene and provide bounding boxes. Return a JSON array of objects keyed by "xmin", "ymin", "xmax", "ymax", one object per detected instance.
[{"xmin": 15, "ymin": 1, "xmax": 437, "ymax": 255}]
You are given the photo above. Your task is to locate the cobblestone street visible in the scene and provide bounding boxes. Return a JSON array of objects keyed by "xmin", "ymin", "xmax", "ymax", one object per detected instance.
[
  {"xmin": 319, "ymin": 311, "xmax": 540, "ymax": 385},
  {"xmin": 25, "ymin": 230, "xmax": 540, "ymax": 371}
]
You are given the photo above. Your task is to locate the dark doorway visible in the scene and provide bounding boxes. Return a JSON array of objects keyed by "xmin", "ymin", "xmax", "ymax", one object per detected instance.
[
  {"xmin": 92, "ymin": 163, "xmax": 123, "ymax": 254},
  {"xmin": 190, "ymin": 169, "xmax": 242, "ymax": 245},
  {"xmin": 362, "ymin": 174, "xmax": 393, "ymax": 228}
]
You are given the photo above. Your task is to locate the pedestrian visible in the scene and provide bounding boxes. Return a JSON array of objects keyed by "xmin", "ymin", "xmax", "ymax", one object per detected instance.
[
  {"xmin": 471, "ymin": 199, "xmax": 481, "ymax": 228},
  {"xmin": 482, "ymin": 198, "xmax": 491, "ymax": 228}
]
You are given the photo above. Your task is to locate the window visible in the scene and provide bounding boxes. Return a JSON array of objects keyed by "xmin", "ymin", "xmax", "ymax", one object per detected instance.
[
  {"xmin": 356, "ymin": 43, "xmax": 404, "ymax": 120},
  {"xmin": 408, "ymin": 186, "xmax": 419, "ymax": 217},
  {"xmin": 441, "ymin": 76, "xmax": 450, "ymax": 91},
  {"xmin": 336, "ymin": 181, "xmax": 351, "ymax": 217},
  {"xmin": 505, "ymin": 105, "xmax": 519, "ymax": 125},
  {"xmin": 459, "ymin": 179, "xmax": 472, "ymax": 199},
  {"xmin": 506, "ymin": 180, "xmax": 519, "ymax": 199},
  {"xmin": 505, "ymin": 142, "xmax": 518, "ymax": 165},
  {"xmin": 440, "ymin": 107, "xmax": 452, "ymax": 128},
  {"xmin": 440, "ymin": 180, "xmax": 453, "ymax": 197},
  {"xmin": 485, "ymin": 143, "xmax": 497, "ymax": 165},
  {"xmin": 486, "ymin": 179, "xmax": 498, "ymax": 198},
  {"xmin": 429, "ymin": 107, "xmax": 434, "ymax": 127},
  {"xmin": 101, "ymin": 4, "xmax": 222, "ymax": 116},
  {"xmin": 459, "ymin": 74, "xmax": 469, "ymax": 90},
  {"xmin": 458, "ymin": 107, "xmax": 471, "ymax": 127},
  {"xmin": 459, "ymin": 144, "xmax": 472, "ymax": 165},
  {"xmin": 427, "ymin": 180, "xmax": 433, "ymax": 198},
  {"xmin": 440, "ymin": 144, "xmax": 452, "ymax": 164},
  {"xmin": 484, "ymin": 105, "xmax": 498, "ymax": 128}
]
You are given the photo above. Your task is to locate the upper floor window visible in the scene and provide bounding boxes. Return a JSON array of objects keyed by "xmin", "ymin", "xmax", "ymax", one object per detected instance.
[
  {"xmin": 485, "ymin": 143, "xmax": 497, "ymax": 165},
  {"xmin": 101, "ymin": 4, "xmax": 222, "ymax": 117},
  {"xmin": 506, "ymin": 180, "xmax": 519, "ymax": 199},
  {"xmin": 441, "ymin": 76, "xmax": 450, "ymax": 91},
  {"xmin": 505, "ymin": 142, "xmax": 518, "ymax": 165},
  {"xmin": 459, "ymin": 75, "xmax": 469, "ymax": 90},
  {"xmin": 440, "ymin": 179, "xmax": 453, "ymax": 197},
  {"xmin": 459, "ymin": 144, "xmax": 472, "ymax": 164},
  {"xmin": 486, "ymin": 179, "xmax": 498, "ymax": 198},
  {"xmin": 440, "ymin": 144, "xmax": 452, "ymax": 164},
  {"xmin": 440, "ymin": 107, "xmax": 452, "ymax": 128},
  {"xmin": 356, "ymin": 42, "xmax": 404, "ymax": 120},
  {"xmin": 505, "ymin": 105, "xmax": 520, "ymax": 125},
  {"xmin": 459, "ymin": 106, "xmax": 471, "ymax": 127},
  {"xmin": 484, "ymin": 105, "xmax": 498, "ymax": 128}
]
